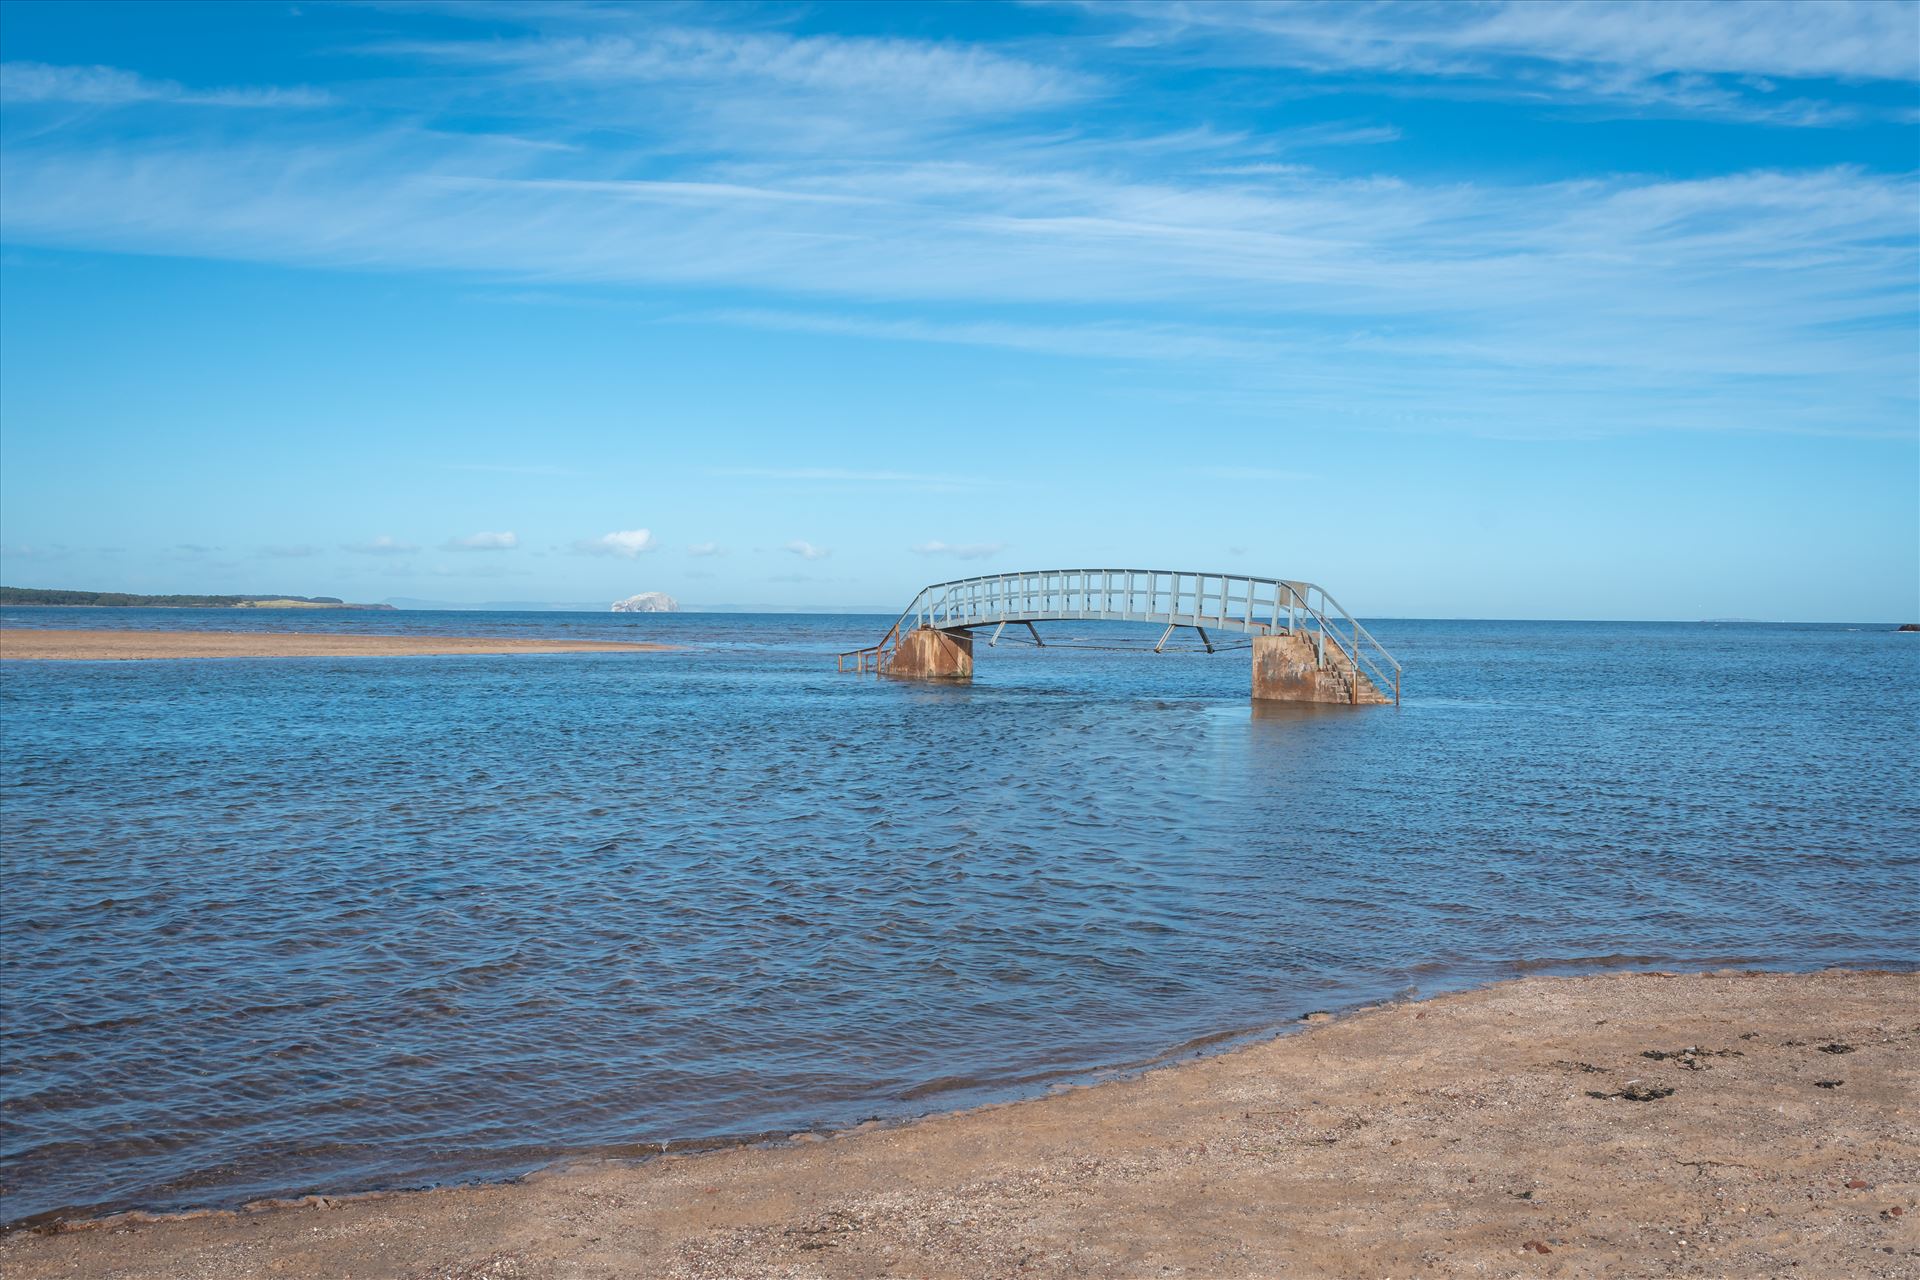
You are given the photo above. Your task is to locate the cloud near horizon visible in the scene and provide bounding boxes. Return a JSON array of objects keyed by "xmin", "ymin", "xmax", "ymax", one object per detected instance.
[
  {"xmin": 716, "ymin": 467, "xmax": 993, "ymax": 489},
  {"xmin": 785, "ymin": 540, "xmax": 831, "ymax": 561},
  {"xmin": 574, "ymin": 529, "xmax": 658, "ymax": 557},
  {"xmin": 912, "ymin": 540, "xmax": 1007, "ymax": 561},
  {"xmin": 445, "ymin": 531, "xmax": 519, "ymax": 551},
  {"xmin": 344, "ymin": 535, "xmax": 418, "ymax": 556}
]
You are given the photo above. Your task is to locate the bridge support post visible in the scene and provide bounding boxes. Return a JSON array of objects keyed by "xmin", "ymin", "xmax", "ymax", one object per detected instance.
[
  {"xmin": 889, "ymin": 627, "xmax": 973, "ymax": 681},
  {"xmin": 1252, "ymin": 633, "xmax": 1386, "ymax": 705}
]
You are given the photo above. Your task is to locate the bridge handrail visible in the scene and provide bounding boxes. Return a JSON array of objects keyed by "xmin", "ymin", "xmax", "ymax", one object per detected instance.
[{"xmin": 1301, "ymin": 583, "xmax": 1402, "ymax": 704}]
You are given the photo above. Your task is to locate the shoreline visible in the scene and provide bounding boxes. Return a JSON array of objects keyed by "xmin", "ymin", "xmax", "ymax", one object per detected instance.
[
  {"xmin": 3, "ymin": 969, "xmax": 1913, "ymax": 1278},
  {"xmin": 0, "ymin": 628, "xmax": 673, "ymax": 660}
]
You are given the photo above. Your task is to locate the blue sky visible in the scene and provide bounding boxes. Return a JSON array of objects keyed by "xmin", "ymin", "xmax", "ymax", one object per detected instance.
[{"xmin": 1, "ymin": 0, "xmax": 1915, "ymax": 619}]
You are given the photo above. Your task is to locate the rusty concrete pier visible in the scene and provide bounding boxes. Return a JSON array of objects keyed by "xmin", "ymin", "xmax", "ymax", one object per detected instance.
[{"xmin": 838, "ymin": 569, "xmax": 1398, "ymax": 705}]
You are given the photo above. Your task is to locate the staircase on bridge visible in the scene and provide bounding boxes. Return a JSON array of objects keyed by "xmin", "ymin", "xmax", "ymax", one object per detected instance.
[{"xmin": 837, "ymin": 569, "xmax": 1399, "ymax": 706}]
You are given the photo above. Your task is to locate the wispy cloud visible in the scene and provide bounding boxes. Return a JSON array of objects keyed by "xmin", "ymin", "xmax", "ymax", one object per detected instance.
[
  {"xmin": 707, "ymin": 309, "xmax": 1280, "ymax": 364},
  {"xmin": 0, "ymin": 4, "xmax": 1910, "ymax": 446},
  {"xmin": 443, "ymin": 462, "xmax": 580, "ymax": 477},
  {"xmin": 1098, "ymin": 0, "xmax": 1911, "ymax": 83},
  {"xmin": 687, "ymin": 541, "xmax": 725, "ymax": 556},
  {"xmin": 6, "ymin": 132, "xmax": 1906, "ymax": 437},
  {"xmin": 785, "ymin": 539, "xmax": 831, "ymax": 560},
  {"xmin": 1090, "ymin": 1, "xmax": 1920, "ymax": 124},
  {"xmin": 1190, "ymin": 466, "xmax": 1320, "ymax": 483},
  {"xmin": 444, "ymin": 530, "xmax": 519, "ymax": 551},
  {"xmin": 344, "ymin": 535, "xmax": 419, "ymax": 555},
  {"xmin": 439, "ymin": 175, "xmax": 882, "ymax": 208},
  {"xmin": 387, "ymin": 27, "xmax": 1091, "ymax": 115},
  {"xmin": 573, "ymin": 528, "xmax": 658, "ymax": 557},
  {"xmin": 0, "ymin": 542, "xmax": 73, "ymax": 561},
  {"xmin": 912, "ymin": 540, "xmax": 1008, "ymax": 560},
  {"xmin": 1201, "ymin": 122, "xmax": 1403, "ymax": 160},
  {"xmin": 0, "ymin": 61, "xmax": 331, "ymax": 109},
  {"xmin": 715, "ymin": 466, "xmax": 993, "ymax": 488}
]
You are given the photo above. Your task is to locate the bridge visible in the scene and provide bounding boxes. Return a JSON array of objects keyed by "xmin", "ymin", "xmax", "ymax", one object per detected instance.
[{"xmin": 838, "ymin": 569, "xmax": 1400, "ymax": 705}]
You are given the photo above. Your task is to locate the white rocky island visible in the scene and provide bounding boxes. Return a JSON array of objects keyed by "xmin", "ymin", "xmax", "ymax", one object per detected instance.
[{"xmin": 611, "ymin": 592, "xmax": 680, "ymax": 613}]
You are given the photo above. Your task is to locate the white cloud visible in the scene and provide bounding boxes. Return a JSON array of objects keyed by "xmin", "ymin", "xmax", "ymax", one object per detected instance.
[
  {"xmin": 714, "ymin": 466, "xmax": 992, "ymax": 489},
  {"xmin": 1097, "ymin": 1, "xmax": 1920, "ymax": 81},
  {"xmin": 389, "ymin": 27, "xmax": 1090, "ymax": 115},
  {"xmin": 344, "ymin": 535, "xmax": 419, "ymax": 555},
  {"xmin": 687, "ymin": 541, "xmax": 725, "ymax": 556},
  {"xmin": 442, "ymin": 175, "xmax": 882, "ymax": 208},
  {"xmin": 5, "ymin": 132, "xmax": 1907, "ymax": 438},
  {"xmin": 445, "ymin": 530, "xmax": 519, "ymax": 551},
  {"xmin": 0, "ymin": 6, "xmax": 1910, "ymax": 445},
  {"xmin": 1461, "ymin": 1, "xmax": 1918, "ymax": 82},
  {"xmin": 1092, "ymin": 1, "xmax": 1920, "ymax": 122},
  {"xmin": 1190, "ymin": 467, "xmax": 1320, "ymax": 483},
  {"xmin": 708, "ymin": 309, "xmax": 1282, "ymax": 364},
  {"xmin": 912, "ymin": 540, "xmax": 1008, "ymax": 560},
  {"xmin": 574, "ymin": 528, "xmax": 658, "ymax": 557},
  {"xmin": 785, "ymin": 539, "xmax": 831, "ymax": 560},
  {"xmin": 443, "ymin": 462, "xmax": 580, "ymax": 477},
  {"xmin": 0, "ymin": 61, "xmax": 331, "ymax": 108},
  {"xmin": 0, "ymin": 542, "xmax": 73, "ymax": 561}
]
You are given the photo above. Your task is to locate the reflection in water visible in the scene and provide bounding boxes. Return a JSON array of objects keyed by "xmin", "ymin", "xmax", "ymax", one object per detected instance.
[{"xmin": 1, "ymin": 611, "xmax": 1915, "ymax": 1224}]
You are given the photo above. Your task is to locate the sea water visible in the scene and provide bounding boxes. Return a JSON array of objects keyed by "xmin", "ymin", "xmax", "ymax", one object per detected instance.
[{"xmin": 2, "ymin": 609, "xmax": 1915, "ymax": 1224}]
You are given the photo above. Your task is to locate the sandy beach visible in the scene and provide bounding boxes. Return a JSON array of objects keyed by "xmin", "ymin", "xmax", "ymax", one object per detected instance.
[
  {"xmin": 3, "ymin": 969, "xmax": 1913, "ymax": 1279},
  {"xmin": 0, "ymin": 629, "xmax": 672, "ymax": 661}
]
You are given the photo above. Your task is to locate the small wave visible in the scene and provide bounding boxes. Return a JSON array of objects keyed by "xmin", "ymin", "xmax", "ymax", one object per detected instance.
[{"xmin": 1505, "ymin": 953, "xmax": 1667, "ymax": 973}]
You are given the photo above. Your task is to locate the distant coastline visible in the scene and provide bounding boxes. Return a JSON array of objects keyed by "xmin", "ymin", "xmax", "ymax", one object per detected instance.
[
  {"xmin": 0, "ymin": 629, "xmax": 672, "ymax": 660},
  {"xmin": 1, "ymin": 587, "xmax": 392, "ymax": 610}
]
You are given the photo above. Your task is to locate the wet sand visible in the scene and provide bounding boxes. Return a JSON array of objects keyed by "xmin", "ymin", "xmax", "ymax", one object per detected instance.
[
  {"xmin": 0, "ymin": 628, "xmax": 671, "ymax": 660},
  {"xmin": 3, "ymin": 969, "xmax": 1913, "ymax": 1278}
]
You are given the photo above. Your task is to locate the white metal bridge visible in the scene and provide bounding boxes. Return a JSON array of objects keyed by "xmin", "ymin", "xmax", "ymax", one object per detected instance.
[{"xmin": 837, "ymin": 568, "xmax": 1400, "ymax": 704}]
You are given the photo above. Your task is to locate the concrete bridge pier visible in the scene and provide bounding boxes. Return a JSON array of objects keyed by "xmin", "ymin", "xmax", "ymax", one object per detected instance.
[
  {"xmin": 889, "ymin": 627, "xmax": 973, "ymax": 680},
  {"xmin": 1252, "ymin": 632, "xmax": 1390, "ymax": 705}
]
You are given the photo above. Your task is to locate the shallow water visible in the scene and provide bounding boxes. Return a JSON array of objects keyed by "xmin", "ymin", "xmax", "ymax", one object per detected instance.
[{"xmin": 2, "ymin": 610, "xmax": 1916, "ymax": 1224}]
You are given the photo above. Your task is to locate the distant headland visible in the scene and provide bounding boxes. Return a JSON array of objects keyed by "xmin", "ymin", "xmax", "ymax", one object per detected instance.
[{"xmin": 1, "ymin": 587, "xmax": 393, "ymax": 610}]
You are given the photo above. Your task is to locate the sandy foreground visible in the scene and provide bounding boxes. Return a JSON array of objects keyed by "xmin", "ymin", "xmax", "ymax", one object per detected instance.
[
  {"xmin": 0, "ymin": 628, "xmax": 671, "ymax": 660},
  {"xmin": 2, "ymin": 970, "xmax": 1914, "ymax": 1279}
]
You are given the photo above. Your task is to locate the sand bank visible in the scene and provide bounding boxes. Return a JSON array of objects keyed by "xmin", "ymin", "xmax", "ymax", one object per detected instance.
[
  {"xmin": 3, "ymin": 969, "xmax": 1913, "ymax": 1278},
  {"xmin": 0, "ymin": 628, "xmax": 671, "ymax": 660}
]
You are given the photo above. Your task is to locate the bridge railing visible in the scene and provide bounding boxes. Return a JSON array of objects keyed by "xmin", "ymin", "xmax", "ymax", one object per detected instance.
[
  {"xmin": 837, "ymin": 569, "xmax": 1401, "ymax": 702},
  {"xmin": 913, "ymin": 569, "xmax": 1289, "ymax": 635},
  {"xmin": 1292, "ymin": 582, "xmax": 1402, "ymax": 706}
]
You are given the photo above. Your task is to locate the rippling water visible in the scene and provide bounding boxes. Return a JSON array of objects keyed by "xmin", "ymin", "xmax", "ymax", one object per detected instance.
[{"xmin": 2, "ymin": 609, "xmax": 1915, "ymax": 1225}]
